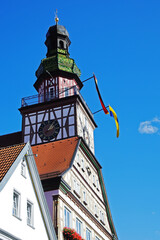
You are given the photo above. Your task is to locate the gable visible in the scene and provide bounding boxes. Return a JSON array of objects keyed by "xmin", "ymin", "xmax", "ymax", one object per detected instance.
[
  {"xmin": 63, "ymin": 139, "xmax": 117, "ymax": 238},
  {"xmin": 0, "ymin": 142, "xmax": 57, "ymax": 240}
]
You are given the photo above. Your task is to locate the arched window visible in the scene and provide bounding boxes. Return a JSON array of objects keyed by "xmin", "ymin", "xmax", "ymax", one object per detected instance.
[{"xmin": 59, "ymin": 40, "xmax": 64, "ymax": 49}]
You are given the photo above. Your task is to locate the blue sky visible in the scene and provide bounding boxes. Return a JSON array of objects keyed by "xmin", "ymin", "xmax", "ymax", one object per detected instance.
[{"xmin": 0, "ymin": 1, "xmax": 160, "ymax": 240}]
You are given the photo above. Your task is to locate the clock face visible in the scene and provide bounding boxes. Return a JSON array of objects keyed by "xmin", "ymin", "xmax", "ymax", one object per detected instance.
[{"xmin": 38, "ymin": 119, "xmax": 60, "ymax": 141}]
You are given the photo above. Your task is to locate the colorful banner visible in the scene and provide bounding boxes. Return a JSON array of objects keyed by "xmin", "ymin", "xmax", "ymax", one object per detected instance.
[
  {"xmin": 93, "ymin": 74, "xmax": 109, "ymax": 115},
  {"xmin": 109, "ymin": 105, "xmax": 119, "ymax": 138}
]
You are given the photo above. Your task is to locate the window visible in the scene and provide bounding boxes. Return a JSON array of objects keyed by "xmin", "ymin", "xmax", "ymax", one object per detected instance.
[
  {"xmin": 74, "ymin": 180, "xmax": 80, "ymax": 196},
  {"xmin": 95, "ymin": 237, "xmax": 100, "ymax": 240},
  {"xmin": 76, "ymin": 218, "xmax": 82, "ymax": 236},
  {"xmin": 49, "ymin": 88, "xmax": 55, "ymax": 99},
  {"xmin": 59, "ymin": 40, "xmax": 64, "ymax": 49},
  {"xmin": 21, "ymin": 160, "xmax": 26, "ymax": 178},
  {"xmin": 65, "ymin": 87, "xmax": 69, "ymax": 97},
  {"xmin": 100, "ymin": 211, "xmax": 104, "ymax": 224},
  {"xmin": 77, "ymin": 154, "xmax": 80, "ymax": 166},
  {"xmin": 83, "ymin": 190, "xmax": 87, "ymax": 205},
  {"xmin": 93, "ymin": 175, "xmax": 96, "ymax": 186},
  {"xmin": 64, "ymin": 207, "xmax": 71, "ymax": 228},
  {"xmin": 81, "ymin": 159, "xmax": 85, "ymax": 171},
  {"xmin": 27, "ymin": 201, "xmax": 34, "ymax": 227},
  {"xmin": 96, "ymin": 179, "xmax": 99, "ymax": 190},
  {"xmin": 86, "ymin": 228, "xmax": 91, "ymax": 240},
  {"xmin": 95, "ymin": 204, "xmax": 98, "ymax": 217},
  {"xmin": 13, "ymin": 190, "xmax": 20, "ymax": 218},
  {"xmin": 73, "ymin": 86, "xmax": 77, "ymax": 95}
]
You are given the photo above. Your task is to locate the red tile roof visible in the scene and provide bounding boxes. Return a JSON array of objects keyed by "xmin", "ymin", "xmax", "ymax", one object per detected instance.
[
  {"xmin": 32, "ymin": 137, "xmax": 79, "ymax": 179},
  {"xmin": 0, "ymin": 143, "xmax": 25, "ymax": 181}
]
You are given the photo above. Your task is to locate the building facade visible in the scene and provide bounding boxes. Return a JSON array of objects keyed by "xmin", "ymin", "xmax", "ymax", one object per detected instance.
[
  {"xmin": 0, "ymin": 18, "xmax": 118, "ymax": 240},
  {"xmin": 0, "ymin": 142, "xmax": 57, "ymax": 240}
]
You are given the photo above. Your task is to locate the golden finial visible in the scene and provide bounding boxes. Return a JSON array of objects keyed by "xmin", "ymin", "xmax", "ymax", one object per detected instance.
[{"xmin": 55, "ymin": 9, "xmax": 59, "ymax": 25}]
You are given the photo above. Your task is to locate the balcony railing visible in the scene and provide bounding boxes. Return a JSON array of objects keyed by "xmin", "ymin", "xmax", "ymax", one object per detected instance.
[{"xmin": 21, "ymin": 88, "xmax": 93, "ymax": 118}]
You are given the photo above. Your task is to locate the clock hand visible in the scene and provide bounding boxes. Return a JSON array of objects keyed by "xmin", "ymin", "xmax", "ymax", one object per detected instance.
[{"xmin": 48, "ymin": 121, "xmax": 54, "ymax": 130}]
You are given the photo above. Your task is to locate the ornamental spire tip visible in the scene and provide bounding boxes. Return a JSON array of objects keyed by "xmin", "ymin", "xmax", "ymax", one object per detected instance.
[{"xmin": 55, "ymin": 9, "xmax": 59, "ymax": 25}]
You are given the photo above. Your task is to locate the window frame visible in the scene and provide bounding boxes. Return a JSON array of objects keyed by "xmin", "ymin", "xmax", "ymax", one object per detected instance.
[
  {"xmin": 12, "ymin": 190, "xmax": 21, "ymax": 219},
  {"xmin": 74, "ymin": 179, "xmax": 80, "ymax": 197},
  {"xmin": 86, "ymin": 228, "xmax": 91, "ymax": 240},
  {"xmin": 95, "ymin": 236, "xmax": 100, "ymax": 240},
  {"xmin": 76, "ymin": 218, "xmax": 82, "ymax": 236},
  {"xmin": 81, "ymin": 158, "xmax": 85, "ymax": 171},
  {"xmin": 64, "ymin": 206, "xmax": 71, "ymax": 228},
  {"xmin": 21, "ymin": 159, "xmax": 26, "ymax": 178},
  {"xmin": 27, "ymin": 200, "xmax": 34, "ymax": 228},
  {"xmin": 65, "ymin": 87, "xmax": 69, "ymax": 97}
]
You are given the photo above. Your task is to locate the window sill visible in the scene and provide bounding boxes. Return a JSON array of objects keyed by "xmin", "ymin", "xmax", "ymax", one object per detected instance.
[
  {"xmin": 27, "ymin": 223, "xmax": 35, "ymax": 229},
  {"xmin": 73, "ymin": 190, "xmax": 81, "ymax": 199},
  {"xmin": 12, "ymin": 214, "xmax": 22, "ymax": 221}
]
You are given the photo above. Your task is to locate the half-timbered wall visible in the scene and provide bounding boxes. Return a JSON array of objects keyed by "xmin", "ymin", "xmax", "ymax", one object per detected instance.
[
  {"xmin": 38, "ymin": 77, "xmax": 79, "ymax": 103},
  {"xmin": 58, "ymin": 77, "xmax": 79, "ymax": 99},
  {"xmin": 38, "ymin": 77, "xmax": 59, "ymax": 103},
  {"xmin": 23, "ymin": 103, "xmax": 76, "ymax": 145}
]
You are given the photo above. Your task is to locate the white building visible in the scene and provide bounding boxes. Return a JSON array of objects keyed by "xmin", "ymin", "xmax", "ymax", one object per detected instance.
[{"xmin": 0, "ymin": 142, "xmax": 57, "ymax": 240}]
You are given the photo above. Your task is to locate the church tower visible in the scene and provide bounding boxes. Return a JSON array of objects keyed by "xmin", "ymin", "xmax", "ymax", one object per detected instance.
[
  {"xmin": 19, "ymin": 18, "xmax": 118, "ymax": 240},
  {"xmin": 19, "ymin": 19, "xmax": 96, "ymax": 154}
]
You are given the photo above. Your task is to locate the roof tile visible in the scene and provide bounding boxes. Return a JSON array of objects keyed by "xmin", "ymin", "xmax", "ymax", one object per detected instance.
[
  {"xmin": 0, "ymin": 143, "xmax": 25, "ymax": 181},
  {"xmin": 32, "ymin": 137, "xmax": 79, "ymax": 179}
]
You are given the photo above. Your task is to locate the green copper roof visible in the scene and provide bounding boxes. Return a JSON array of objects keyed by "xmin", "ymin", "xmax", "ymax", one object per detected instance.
[{"xmin": 36, "ymin": 50, "xmax": 81, "ymax": 79}]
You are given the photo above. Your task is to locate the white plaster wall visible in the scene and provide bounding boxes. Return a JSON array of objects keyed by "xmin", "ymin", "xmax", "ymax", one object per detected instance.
[
  {"xmin": 0, "ymin": 159, "xmax": 50, "ymax": 240},
  {"xmin": 63, "ymin": 151, "xmax": 111, "ymax": 235},
  {"xmin": 77, "ymin": 103, "xmax": 95, "ymax": 153},
  {"xmin": 59, "ymin": 190, "xmax": 112, "ymax": 240}
]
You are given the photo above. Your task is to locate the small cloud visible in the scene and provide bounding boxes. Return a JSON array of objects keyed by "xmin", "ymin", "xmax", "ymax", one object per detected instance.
[
  {"xmin": 152, "ymin": 117, "xmax": 160, "ymax": 123},
  {"xmin": 138, "ymin": 118, "xmax": 160, "ymax": 134},
  {"xmin": 152, "ymin": 211, "xmax": 156, "ymax": 215}
]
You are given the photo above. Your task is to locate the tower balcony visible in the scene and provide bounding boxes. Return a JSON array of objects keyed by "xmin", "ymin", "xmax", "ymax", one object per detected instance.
[{"xmin": 21, "ymin": 88, "xmax": 93, "ymax": 118}]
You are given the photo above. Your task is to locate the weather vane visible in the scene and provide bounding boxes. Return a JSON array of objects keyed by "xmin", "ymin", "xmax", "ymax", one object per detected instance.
[{"xmin": 55, "ymin": 9, "xmax": 59, "ymax": 25}]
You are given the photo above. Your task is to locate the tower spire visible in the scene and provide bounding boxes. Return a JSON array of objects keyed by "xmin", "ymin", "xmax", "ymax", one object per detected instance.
[{"xmin": 55, "ymin": 9, "xmax": 59, "ymax": 25}]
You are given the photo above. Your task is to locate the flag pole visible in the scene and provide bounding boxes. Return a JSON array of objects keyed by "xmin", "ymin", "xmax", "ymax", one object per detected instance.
[{"xmin": 93, "ymin": 106, "xmax": 109, "ymax": 115}]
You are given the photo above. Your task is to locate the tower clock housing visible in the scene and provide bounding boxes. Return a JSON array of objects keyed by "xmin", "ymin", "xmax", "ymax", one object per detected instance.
[{"xmin": 19, "ymin": 23, "xmax": 97, "ymax": 153}]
